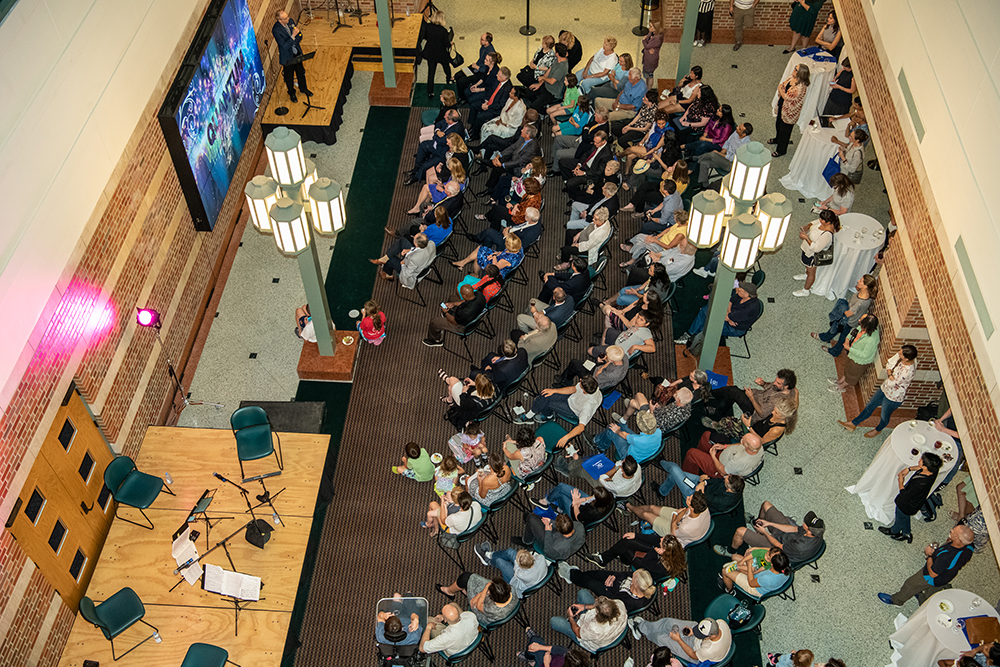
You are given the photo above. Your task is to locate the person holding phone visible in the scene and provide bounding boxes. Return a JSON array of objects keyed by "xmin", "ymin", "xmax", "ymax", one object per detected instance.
[{"xmin": 632, "ymin": 617, "xmax": 732, "ymax": 664}]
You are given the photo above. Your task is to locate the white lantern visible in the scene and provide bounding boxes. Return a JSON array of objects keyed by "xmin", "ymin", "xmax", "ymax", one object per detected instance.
[
  {"xmin": 265, "ymin": 127, "xmax": 306, "ymax": 187},
  {"xmin": 720, "ymin": 213, "xmax": 763, "ymax": 271},
  {"xmin": 720, "ymin": 182, "xmax": 736, "ymax": 216},
  {"xmin": 728, "ymin": 142, "xmax": 771, "ymax": 202},
  {"xmin": 308, "ymin": 177, "xmax": 346, "ymax": 234},
  {"xmin": 301, "ymin": 159, "xmax": 317, "ymax": 202},
  {"xmin": 687, "ymin": 191, "xmax": 727, "ymax": 248},
  {"xmin": 244, "ymin": 175, "xmax": 281, "ymax": 233},
  {"xmin": 268, "ymin": 197, "xmax": 311, "ymax": 255},
  {"xmin": 756, "ymin": 192, "xmax": 793, "ymax": 252}
]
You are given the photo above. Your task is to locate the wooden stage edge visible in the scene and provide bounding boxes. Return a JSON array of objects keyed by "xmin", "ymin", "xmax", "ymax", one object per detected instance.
[
  {"xmin": 261, "ymin": 13, "xmax": 420, "ymax": 143},
  {"xmin": 58, "ymin": 427, "xmax": 329, "ymax": 667}
]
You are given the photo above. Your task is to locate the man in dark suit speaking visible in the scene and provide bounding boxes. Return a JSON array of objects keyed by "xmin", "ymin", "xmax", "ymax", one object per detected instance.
[{"xmin": 272, "ymin": 10, "xmax": 313, "ymax": 103}]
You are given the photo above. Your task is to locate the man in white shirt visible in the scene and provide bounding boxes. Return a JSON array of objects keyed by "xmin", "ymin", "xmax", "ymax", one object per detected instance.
[
  {"xmin": 632, "ymin": 616, "xmax": 732, "ymax": 664},
  {"xmin": 576, "ymin": 37, "xmax": 619, "ymax": 94},
  {"xmin": 682, "ymin": 432, "xmax": 764, "ymax": 479},
  {"xmin": 419, "ymin": 603, "xmax": 481, "ymax": 657},
  {"xmin": 628, "ymin": 490, "xmax": 712, "ymax": 547},
  {"xmin": 515, "ymin": 376, "xmax": 602, "ymax": 450},
  {"xmin": 695, "ymin": 122, "xmax": 753, "ymax": 187},
  {"xmin": 599, "ymin": 455, "xmax": 643, "ymax": 498}
]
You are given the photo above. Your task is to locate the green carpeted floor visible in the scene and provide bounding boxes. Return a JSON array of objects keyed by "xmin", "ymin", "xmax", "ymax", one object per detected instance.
[{"xmin": 323, "ymin": 106, "xmax": 412, "ymax": 324}]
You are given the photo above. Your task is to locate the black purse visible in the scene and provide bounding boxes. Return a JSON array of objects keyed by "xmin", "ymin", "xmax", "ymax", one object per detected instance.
[{"xmin": 450, "ymin": 46, "xmax": 464, "ymax": 68}]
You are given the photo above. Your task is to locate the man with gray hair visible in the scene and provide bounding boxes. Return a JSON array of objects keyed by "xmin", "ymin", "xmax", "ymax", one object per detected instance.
[
  {"xmin": 517, "ymin": 287, "xmax": 574, "ymax": 334},
  {"xmin": 483, "ymin": 125, "xmax": 541, "ymax": 192},
  {"xmin": 878, "ymin": 524, "xmax": 975, "ymax": 606},
  {"xmin": 568, "ymin": 182, "xmax": 620, "ymax": 231},
  {"xmin": 474, "ymin": 207, "xmax": 542, "ymax": 251},
  {"xmin": 594, "ymin": 67, "xmax": 648, "ymax": 122},
  {"xmin": 406, "ymin": 109, "xmax": 465, "ymax": 186},
  {"xmin": 517, "ymin": 313, "xmax": 557, "ymax": 363},
  {"xmin": 469, "ymin": 66, "xmax": 513, "ymax": 139}
]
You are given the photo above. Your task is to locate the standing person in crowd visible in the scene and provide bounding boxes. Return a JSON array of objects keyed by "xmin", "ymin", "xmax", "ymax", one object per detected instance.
[
  {"xmin": 730, "ymin": 0, "xmax": 760, "ymax": 51},
  {"xmin": 694, "ymin": 0, "xmax": 715, "ymax": 47},
  {"xmin": 784, "ymin": 0, "xmax": 826, "ymax": 54},
  {"xmin": 828, "ymin": 314, "xmax": 880, "ymax": 393},
  {"xmin": 838, "ymin": 344, "xmax": 918, "ymax": 437},
  {"xmin": 811, "ymin": 274, "xmax": 876, "ymax": 355},
  {"xmin": 792, "ymin": 209, "xmax": 838, "ymax": 297},
  {"xmin": 272, "ymin": 10, "xmax": 312, "ymax": 103},
  {"xmin": 878, "ymin": 524, "xmax": 975, "ymax": 606},
  {"xmin": 771, "ymin": 64, "xmax": 810, "ymax": 158},
  {"xmin": 814, "ymin": 11, "xmax": 844, "ymax": 58},
  {"xmin": 641, "ymin": 22, "xmax": 664, "ymax": 87},
  {"xmin": 878, "ymin": 452, "xmax": 943, "ymax": 543},
  {"xmin": 822, "ymin": 58, "xmax": 855, "ymax": 116},
  {"xmin": 839, "ymin": 127, "xmax": 868, "ymax": 185},
  {"xmin": 560, "ymin": 31, "xmax": 584, "ymax": 71},
  {"xmin": 420, "ymin": 11, "xmax": 453, "ymax": 99}
]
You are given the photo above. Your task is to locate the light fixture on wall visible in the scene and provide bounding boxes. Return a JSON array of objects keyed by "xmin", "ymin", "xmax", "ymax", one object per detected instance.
[
  {"xmin": 687, "ymin": 142, "xmax": 791, "ymax": 371},
  {"xmin": 135, "ymin": 307, "xmax": 223, "ymax": 413},
  {"xmin": 244, "ymin": 127, "xmax": 347, "ymax": 356}
]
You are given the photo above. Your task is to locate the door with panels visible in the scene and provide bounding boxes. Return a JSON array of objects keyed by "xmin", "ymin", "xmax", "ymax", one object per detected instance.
[{"xmin": 6, "ymin": 383, "xmax": 116, "ymax": 609}]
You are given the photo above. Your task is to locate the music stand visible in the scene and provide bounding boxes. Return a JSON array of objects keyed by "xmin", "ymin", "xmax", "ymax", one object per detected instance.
[
  {"xmin": 244, "ymin": 471, "xmax": 287, "ymax": 526},
  {"xmin": 169, "ymin": 520, "xmax": 250, "ymax": 593},
  {"xmin": 203, "ymin": 562, "xmax": 264, "ymax": 636},
  {"xmin": 346, "ymin": 0, "xmax": 369, "ymax": 24},
  {"xmin": 214, "ymin": 473, "xmax": 276, "ymax": 546},
  {"xmin": 186, "ymin": 489, "xmax": 232, "ymax": 551},
  {"xmin": 328, "ymin": 0, "xmax": 352, "ymax": 33}
]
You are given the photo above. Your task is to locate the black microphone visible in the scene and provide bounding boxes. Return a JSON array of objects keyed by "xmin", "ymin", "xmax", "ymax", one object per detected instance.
[
  {"xmin": 213, "ymin": 472, "xmax": 232, "ymax": 484},
  {"xmin": 174, "ymin": 558, "xmax": 195, "ymax": 575}
]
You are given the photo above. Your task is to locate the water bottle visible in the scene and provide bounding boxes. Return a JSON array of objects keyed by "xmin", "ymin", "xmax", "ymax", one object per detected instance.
[
  {"xmin": 164, "ymin": 472, "xmax": 173, "ymax": 485},
  {"xmin": 153, "ymin": 631, "xmax": 162, "ymax": 643},
  {"xmin": 272, "ymin": 512, "xmax": 281, "ymax": 525}
]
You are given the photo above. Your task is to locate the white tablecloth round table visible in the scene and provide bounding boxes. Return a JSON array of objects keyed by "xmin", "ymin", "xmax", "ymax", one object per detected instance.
[
  {"xmin": 889, "ymin": 589, "xmax": 998, "ymax": 667},
  {"xmin": 809, "ymin": 212, "xmax": 884, "ymax": 301},
  {"xmin": 771, "ymin": 52, "xmax": 837, "ymax": 133},
  {"xmin": 846, "ymin": 420, "xmax": 959, "ymax": 524},
  {"xmin": 779, "ymin": 116, "xmax": 850, "ymax": 199}
]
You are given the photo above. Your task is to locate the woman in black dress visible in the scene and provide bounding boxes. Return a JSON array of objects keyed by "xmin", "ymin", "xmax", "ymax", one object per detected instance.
[{"xmin": 421, "ymin": 11, "xmax": 453, "ymax": 99}]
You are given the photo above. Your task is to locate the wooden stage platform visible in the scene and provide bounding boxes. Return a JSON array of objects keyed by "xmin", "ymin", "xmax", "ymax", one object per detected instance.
[
  {"xmin": 58, "ymin": 427, "xmax": 329, "ymax": 667},
  {"xmin": 261, "ymin": 13, "xmax": 421, "ymax": 143}
]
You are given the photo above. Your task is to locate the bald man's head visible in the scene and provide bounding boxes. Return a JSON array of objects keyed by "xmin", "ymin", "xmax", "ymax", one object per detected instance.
[
  {"xmin": 951, "ymin": 525, "xmax": 975, "ymax": 547},
  {"xmin": 741, "ymin": 432, "xmax": 762, "ymax": 453},
  {"xmin": 459, "ymin": 284, "xmax": 475, "ymax": 301},
  {"xmin": 441, "ymin": 603, "xmax": 461, "ymax": 623}
]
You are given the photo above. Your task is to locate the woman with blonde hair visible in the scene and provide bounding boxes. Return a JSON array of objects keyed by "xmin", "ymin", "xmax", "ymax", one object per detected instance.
[
  {"xmin": 407, "ymin": 157, "xmax": 466, "ymax": 214},
  {"xmin": 420, "ymin": 10, "xmax": 453, "ymax": 99},
  {"xmin": 443, "ymin": 373, "xmax": 496, "ymax": 430},
  {"xmin": 562, "ymin": 565, "xmax": 658, "ymax": 615},
  {"xmin": 420, "ymin": 88, "xmax": 459, "ymax": 130},
  {"xmin": 559, "ymin": 30, "xmax": 582, "ymax": 71},
  {"xmin": 452, "ymin": 233, "xmax": 524, "ymax": 279}
]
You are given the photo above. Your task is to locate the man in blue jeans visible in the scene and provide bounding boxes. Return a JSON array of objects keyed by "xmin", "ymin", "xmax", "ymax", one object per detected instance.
[
  {"xmin": 674, "ymin": 282, "xmax": 761, "ymax": 346},
  {"xmin": 658, "ymin": 464, "xmax": 745, "ymax": 516},
  {"xmin": 838, "ymin": 344, "xmax": 917, "ymax": 438},
  {"xmin": 593, "ymin": 409, "xmax": 662, "ymax": 462}
]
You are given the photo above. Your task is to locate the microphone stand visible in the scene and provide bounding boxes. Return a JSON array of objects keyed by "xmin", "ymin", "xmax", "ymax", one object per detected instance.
[
  {"xmin": 153, "ymin": 326, "xmax": 224, "ymax": 415},
  {"xmin": 214, "ymin": 473, "xmax": 274, "ymax": 541},
  {"xmin": 346, "ymin": 0, "xmax": 369, "ymax": 24},
  {"xmin": 244, "ymin": 473, "xmax": 286, "ymax": 526},
  {"xmin": 329, "ymin": 0, "xmax": 352, "ymax": 33},
  {"xmin": 169, "ymin": 520, "xmax": 251, "ymax": 593}
]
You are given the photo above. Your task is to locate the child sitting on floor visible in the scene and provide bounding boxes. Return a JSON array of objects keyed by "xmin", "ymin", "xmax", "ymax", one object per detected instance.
[
  {"xmin": 433, "ymin": 453, "xmax": 464, "ymax": 497},
  {"xmin": 391, "ymin": 442, "xmax": 434, "ymax": 482}
]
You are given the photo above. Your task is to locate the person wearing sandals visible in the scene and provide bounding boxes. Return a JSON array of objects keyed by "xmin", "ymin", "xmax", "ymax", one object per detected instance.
[
  {"xmin": 424, "ymin": 488, "xmax": 482, "ymax": 537},
  {"xmin": 448, "ymin": 422, "xmax": 488, "ymax": 468},
  {"xmin": 557, "ymin": 564, "xmax": 657, "ymax": 615},
  {"xmin": 719, "ymin": 546, "xmax": 791, "ymax": 596},
  {"xmin": 792, "ymin": 210, "xmax": 838, "ymax": 297},
  {"xmin": 502, "ymin": 427, "xmax": 547, "ymax": 479},
  {"xmin": 518, "ymin": 635, "xmax": 592, "ymax": 667},
  {"xmin": 770, "ymin": 64, "xmax": 809, "ymax": 158},
  {"xmin": 436, "ymin": 574, "xmax": 517, "ymax": 626},
  {"xmin": 441, "ymin": 373, "xmax": 496, "ymax": 430},
  {"xmin": 608, "ymin": 262, "xmax": 671, "ymax": 308}
]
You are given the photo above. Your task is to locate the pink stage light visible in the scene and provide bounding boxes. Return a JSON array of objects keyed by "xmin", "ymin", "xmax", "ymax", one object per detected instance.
[{"xmin": 136, "ymin": 308, "xmax": 161, "ymax": 329}]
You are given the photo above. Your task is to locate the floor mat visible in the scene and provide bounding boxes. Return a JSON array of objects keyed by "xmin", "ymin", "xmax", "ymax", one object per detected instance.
[{"xmin": 237, "ymin": 400, "xmax": 326, "ymax": 434}]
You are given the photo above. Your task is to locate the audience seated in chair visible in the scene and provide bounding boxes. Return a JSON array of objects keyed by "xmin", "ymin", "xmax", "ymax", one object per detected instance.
[
  {"xmin": 555, "ymin": 207, "xmax": 613, "ymax": 270},
  {"xmin": 554, "ymin": 344, "xmax": 628, "ymax": 392},
  {"xmin": 437, "ymin": 573, "xmax": 517, "ymax": 626},
  {"xmin": 377, "ymin": 608, "xmax": 422, "ymax": 645},
  {"xmin": 464, "ymin": 451, "xmax": 514, "ymax": 507},
  {"xmin": 549, "ymin": 593, "xmax": 628, "ymax": 653},
  {"xmin": 371, "ymin": 233, "xmax": 436, "ymax": 287},
  {"xmin": 530, "ymin": 484, "xmax": 615, "ymax": 524},
  {"xmin": 516, "ymin": 288, "xmax": 575, "ymax": 335},
  {"xmin": 557, "ymin": 563, "xmax": 656, "ymax": 616},
  {"xmin": 616, "ymin": 384, "xmax": 693, "ymax": 435},
  {"xmin": 593, "ymin": 407, "xmax": 662, "ymax": 462},
  {"xmin": 586, "ymin": 532, "xmax": 687, "ymax": 585},
  {"xmin": 515, "ymin": 512, "xmax": 586, "ymax": 562},
  {"xmin": 675, "ymin": 281, "xmax": 762, "ymax": 348},
  {"xmin": 658, "ymin": 466, "xmax": 745, "ymax": 517},
  {"xmin": 471, "ymin": 339, "xmax": 529, "ymax": 395},
  {"xmin": 627, "ymin": 490, "xmax": 711, "ymax": 547},
  {"xmin": 719, "ymin": 546, "xmax": 791, "ymax": 597},
  {"xmin": 597, "ymin": 455, "xmax": 643, "ymax": 498},
  {"xmin": 517, "ymin": 313, "xmax": 558, "ymax": 364},
  {"xmin": 424, "ymin": 488, "xmax": 483, "ymax": 539},
  {"xmin": 514, "ymin": 376, "xmax": 602, "ymax": 450},
  {"xmin": 418, "ymin": 602, "xmax": 481, "ymax": 658},
  {"xmin": 683, "ymin": 431, "xmax": 764, "ymax": 479},
  {"xmin": 452, "ymin": 234, "xmax": 525, "ymax": 280},
  {"xmin": 475, "ymin": 207, "xmax": 542, "ymax": 254},
  {"xmin": 472, "ymin": 545, "xmax": 549, "ymax": 599},
  {"xmin": 405, "ymin": 111, "xmax": 465, "ymax": 186},
  {"xmin": 632, "ymin": 617, "xmax": 732, "ymax": 665},
  {"xmin": 539, "ymin": 256, "xmax": 593, "ymax": 305},
  {"xmin": 717, "ymin": 501, "xmax": 825, "ymax": 566},
  {"xmin": 423, "ymin": 284, "xmax": 487, "ymax": 348}
]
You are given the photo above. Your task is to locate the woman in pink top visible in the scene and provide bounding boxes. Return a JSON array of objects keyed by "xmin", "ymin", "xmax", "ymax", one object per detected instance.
[{"xmin": 682, "ymin": 104, "xmax": 735, "ymax": 159}]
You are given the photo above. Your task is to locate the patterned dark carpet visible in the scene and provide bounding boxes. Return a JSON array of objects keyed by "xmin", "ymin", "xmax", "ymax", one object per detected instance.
[{"xmin": 291, "ymin": 108, "xmax": 707, "ymax": 667}]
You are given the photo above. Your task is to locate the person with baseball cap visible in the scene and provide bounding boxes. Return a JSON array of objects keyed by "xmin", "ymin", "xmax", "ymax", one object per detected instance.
[
  {"xmin": 674, "ymin": 281, "xmax": 762, "ymax": 353},
  {"xmin": 715, "ymin": 501, "xmax": 825, "ymax": 565},
  {"xmin": 631, "ymin": 615, "xmax": 732, "ymax": 664}
]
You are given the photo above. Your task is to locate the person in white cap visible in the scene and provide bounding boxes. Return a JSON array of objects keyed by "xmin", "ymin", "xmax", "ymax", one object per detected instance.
[{"xmin": 630, "ymin": 616, "xmax": 732, "ymax": 664}]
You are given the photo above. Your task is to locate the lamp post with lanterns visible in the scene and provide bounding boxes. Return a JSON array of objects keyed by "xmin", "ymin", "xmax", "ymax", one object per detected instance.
[
  {"xmin": 244, "ymin": 127, "xmax": 346, "ymax": 356},
  {"xmin": 686, "ymin": 142, "xmax": 793, "ymax": 371}
]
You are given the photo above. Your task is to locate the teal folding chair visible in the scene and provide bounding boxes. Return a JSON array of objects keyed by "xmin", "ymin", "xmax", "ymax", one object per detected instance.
[
  {"xmin": 79, "ymin": 587, "xmax": 158, "ymax": 661},
  {"xmin": 104, "ymin": 455, "xmax": 175, "ymax": 529},
  {"xmin": 180, "ymin": 643, "xmax": 242, "ymax": 667},
  {"xmin": 230, "ymin": 406, "xmax": 283, "ymax": 482}
]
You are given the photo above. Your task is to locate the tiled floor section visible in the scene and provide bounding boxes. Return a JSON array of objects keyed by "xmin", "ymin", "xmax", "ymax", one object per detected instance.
[{"xmin": 177, "ymin": 7, "xmax": 1000, "ymax": 667}]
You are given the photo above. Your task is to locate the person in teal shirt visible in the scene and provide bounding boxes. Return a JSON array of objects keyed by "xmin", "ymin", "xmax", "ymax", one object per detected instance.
[
  {"xmin": 392, "ymin": 442, "xmax": 435, "ymax": 482},
  {"xmin": 593, "ymin": 408, "xmax": 662, "ymax": 462},
  {"xmin": 829, "ymin": 314, "xmax": 879, "ymax": 393}
]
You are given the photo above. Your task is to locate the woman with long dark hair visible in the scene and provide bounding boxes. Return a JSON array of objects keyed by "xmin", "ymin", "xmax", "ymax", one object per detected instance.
[
  {"xmin": 792, "ymin": 208, "xmax": 838, "ymax": 297},
  {"xmin": 682, "ymin": 104, "xmax": 735, "ymax": 158},
  {"xmin": 829, "ymin": 314, "xmax": 880, "ymax": 392},
  {"xmin": 675, "ymin": 85, "xmax": 719, "ymax": 139},
  {"xmin": 812, "ymin": 273, "xmax": 877, "ymax": 355}
]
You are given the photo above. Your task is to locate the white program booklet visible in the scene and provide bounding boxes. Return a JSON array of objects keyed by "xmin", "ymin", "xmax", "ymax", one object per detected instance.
[
  {"xmin": 171, "ymin": 527, "xmax": 203, "ymax": 586},
  {"xmin": 204, "ymin": 564, "xmax": 261, "ymax": 601}
]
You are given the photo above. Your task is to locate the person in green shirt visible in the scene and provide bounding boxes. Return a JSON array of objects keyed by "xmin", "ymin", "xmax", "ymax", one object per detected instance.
[
  {"xmin": 392, "ymin": 442, "xmax": 435, "ymax": 482},
  {"xmin": 829, "ymin": 314, "xmax": 879, "ymax": 393}
]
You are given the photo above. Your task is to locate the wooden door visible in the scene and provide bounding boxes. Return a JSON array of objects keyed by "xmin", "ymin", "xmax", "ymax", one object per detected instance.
[{"xmin": 6, "ymin": 384, "xmax": 116, "ymax": 608}]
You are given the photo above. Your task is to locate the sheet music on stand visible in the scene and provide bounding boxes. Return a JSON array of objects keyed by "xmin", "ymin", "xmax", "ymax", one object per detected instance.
[
  {"xmin": 204, "ymin": 563, "xmax": 261, "ymax": 601},
  {"xmin": 171, "ymin": 527, "xmax": 203, "ymax": 585}
]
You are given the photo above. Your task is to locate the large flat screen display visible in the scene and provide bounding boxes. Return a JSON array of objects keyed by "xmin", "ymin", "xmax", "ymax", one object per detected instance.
[{"xmin": 159, "ymin": 0, "xmax": 265, "ymax": 231}]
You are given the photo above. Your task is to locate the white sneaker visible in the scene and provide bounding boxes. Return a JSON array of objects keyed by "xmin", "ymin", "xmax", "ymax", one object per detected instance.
[
  {"xmin": 792, "ymin": 289, "xmax": 811, "ymax": 297},
  {"xmin": 628, "ymin": 617, "xmax": 641, "ymax": 640},
  {"xmin": 693, "ymin": 40, "xmax": 700, "ymax": 47},
  {"xmin": 792, "ymin": 273, "xmax": 808, "ymax": 281}
]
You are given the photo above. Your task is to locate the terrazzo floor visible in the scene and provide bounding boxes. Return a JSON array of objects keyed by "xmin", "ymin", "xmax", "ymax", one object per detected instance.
[{"xmin": 178, "ymin": 5, "xmax": 1000, "ymax": 666}]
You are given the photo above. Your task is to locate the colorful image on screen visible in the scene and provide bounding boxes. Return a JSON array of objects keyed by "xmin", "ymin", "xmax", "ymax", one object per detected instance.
[{"xmin": 175, "ymin": 0, "xmax": 265, "ymax": 227}]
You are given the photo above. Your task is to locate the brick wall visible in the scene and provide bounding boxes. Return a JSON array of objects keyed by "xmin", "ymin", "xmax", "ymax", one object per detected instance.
[
  {"xmin": 840, "ymin": 0, "xmax": 1000, "ymax": 558},
  {"xmin": 657, "ymin": 0, "xmax": 836, "ymax": 43},
  {"xmin": 0, "ymin": 0, "xmax": 290, "ymax": 664}
]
